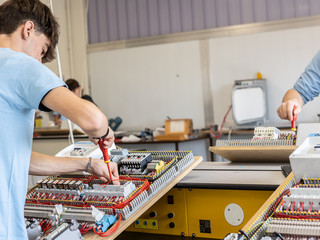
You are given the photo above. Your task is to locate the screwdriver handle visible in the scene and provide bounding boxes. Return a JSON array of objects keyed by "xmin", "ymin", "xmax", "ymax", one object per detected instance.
[
  {"xmin": 291, "ymin": 105, "xmax": 297, "ymax": 131},
  {"xmin": 98, "ymin": 139, "xmax": 113, "ymax": 182},
  {"xmin": 98, "ymin": 139, "xmax": 110, "ymax": 163}
]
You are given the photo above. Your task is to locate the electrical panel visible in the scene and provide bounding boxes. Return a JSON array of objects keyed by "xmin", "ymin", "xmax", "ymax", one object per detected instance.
[
  {"xmin": 25, "ymin": 146, "xmax": 194, "ymax": 238},
  {"xmin": 217, "ymin": 127, "xmax": 296, "ymax": 147},
  {"xmin": 225, "ymin": 134, "xmax": 320, "ymax": 239}
]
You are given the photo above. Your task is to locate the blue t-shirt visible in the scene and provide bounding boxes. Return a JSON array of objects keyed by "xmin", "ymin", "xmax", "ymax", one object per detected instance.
[
  {"xmin": 0, "ymin": 48, "xmax": 65, "ymax": 239},
  {"xmin": 294, "ymin": 50, "xmax": 320, "ymax": 103}
]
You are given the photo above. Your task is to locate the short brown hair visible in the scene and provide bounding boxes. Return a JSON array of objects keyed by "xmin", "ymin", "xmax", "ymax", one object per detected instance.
[
  {"xmin": 0, "ymin": 0, "xmax": 59, "ymax": 63},
  {"xmin": 65, "ymin": 79, "xmax": 81, "ymax": 92}
]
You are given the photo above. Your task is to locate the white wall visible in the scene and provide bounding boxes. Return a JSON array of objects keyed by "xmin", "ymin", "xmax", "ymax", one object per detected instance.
[
  {"xmin": 89, "ymin": 41, "xmax": 205, "ymax": 130},
  {"xmin": 44, "ymin": 0, "xmax": 89, "ymax": 93},
  {"xmin": 89, "ymin": 24, "xmax": 320, "ymax": 130},
  {"xmin": 211, "ymin": 25, "xmax": 320, "ymax": 126},
  {"xmin": 44, "ymin": 0, "xmax": 72, "ymax": 80}
]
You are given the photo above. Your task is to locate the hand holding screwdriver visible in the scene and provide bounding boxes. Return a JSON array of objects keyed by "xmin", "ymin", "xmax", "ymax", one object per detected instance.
[{"xmin": 90, "ymin": 128, "xmax": 119, "ymax": 184}]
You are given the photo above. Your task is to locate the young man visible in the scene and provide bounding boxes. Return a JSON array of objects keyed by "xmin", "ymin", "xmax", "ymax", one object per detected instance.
[
  {"xmin": 277, "ymin": 50, "xmax": 320, "ymax": 121},
  {"xmin": 0, "ymin": 0, "xmax": 119, "ymax": 239}
]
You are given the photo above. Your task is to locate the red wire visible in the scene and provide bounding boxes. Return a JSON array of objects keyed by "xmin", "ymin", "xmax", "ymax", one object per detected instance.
[
  {"xmin": 80, "ymin": 223, "xmax": 94, "ymax": 234},
  {"xmin": 309, "ymin": 202, "xmax": 314, "ymax": 212},
  {"xmin": 42, "ymin": 222, "xmax": 52, "ymax": 233},
  {"xmin": 265, "ymin": 188, "xmax": 290, "ymax": 219},
  {"xmin": 210, "ymin": 105, "xmax": 232, "ymax": 139},
  {"xmin": 111, "ymin": 178, "xmax": 150, "ymax": 210},
  {"xmin": 275, "ymin": 212, "xmax": 320, "ymax": 220}
]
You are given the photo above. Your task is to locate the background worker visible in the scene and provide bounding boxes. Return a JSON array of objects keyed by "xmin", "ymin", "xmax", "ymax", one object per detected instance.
[
  {"xmin": 0, "ymin": 0, "xmax": 118, "ymax": 239},
  {"xmin": 277, "ymin": 50, "xmax": 320, "ymax": 121},
  {"xmin": 53, "ymin": 78, "xmax": 96, "ymax": 125}
]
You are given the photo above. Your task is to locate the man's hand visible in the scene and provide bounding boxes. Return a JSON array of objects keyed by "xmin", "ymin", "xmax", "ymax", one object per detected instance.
[
  {"xmin": 90, "ymin": 159, "xmax": 120, "ymax": 185},
  {"xmin": 277, "ymin": 100, "xmax": 301, "ymax": 121},
  {"xmin": 277, "ymin": 89, "xmax": 304, "ymax": 121},
  {"xmin": 90, "ymin": 128, "xmax": 115, "ymax": 148}
]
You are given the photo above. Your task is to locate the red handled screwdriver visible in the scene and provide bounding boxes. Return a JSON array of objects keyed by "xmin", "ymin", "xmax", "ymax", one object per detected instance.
[
  {"xmin": 98, "ymin": 139, "xmax": 112, "ymax": 182},
  {"xmin": 291, "ymin": 105, "xmax": 297, "ymax": 132}
]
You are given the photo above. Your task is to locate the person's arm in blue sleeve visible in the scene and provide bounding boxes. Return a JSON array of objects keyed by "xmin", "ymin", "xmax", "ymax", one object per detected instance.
[{"xmin": 277, "ymin": 50, "xmax": 320, "ymax": 121}]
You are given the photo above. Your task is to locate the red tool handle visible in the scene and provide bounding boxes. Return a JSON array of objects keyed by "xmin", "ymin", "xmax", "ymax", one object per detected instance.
[
  {"xmin": 98, "ymin": 139, "xmax": 110, "ymax": 163},
  {"xmin": 98, "ymin": 139, "xmax": 112, "ymax": 182},
  {"xmin": 291, "ymin": 105, "xmax": 297, "ymax": 131}
]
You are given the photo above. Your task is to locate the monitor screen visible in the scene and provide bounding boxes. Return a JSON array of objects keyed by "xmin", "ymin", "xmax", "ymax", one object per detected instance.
[{"xmin": 232, "ymin": 85, "xmax": 266, "ymax": 125}]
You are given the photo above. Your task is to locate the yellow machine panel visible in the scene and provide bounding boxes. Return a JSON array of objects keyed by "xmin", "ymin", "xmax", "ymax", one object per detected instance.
[
  {"xmin": 186, "ymin": 189, "xmax": 272, "ymax": 239},
  {"xmin": 134, "ymin": 219, "xmax": 159, "ymax": 230},
  {"xmin": 126, "ymin": 188, "xmax": 188, "ymax": 236},
  {"xmin": 126, "ymin": 187, "xmax": 272, "ymax": 238}
]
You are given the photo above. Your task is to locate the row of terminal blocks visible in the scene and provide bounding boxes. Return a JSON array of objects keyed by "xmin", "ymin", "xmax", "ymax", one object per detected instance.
[
  {"xmin": 279, "ymin": 187, "xmax": 320, "ymax": 213},
  {"xmin": 27, "ymin": 190, "xmax": 125, "ymax": 206},
  {"xmin": 253, "ymin": 127, "xmax": 295, "ymax": 140},
  {"xmin": 70, "ymin": 147, "xmax": 92, "ymax": 156},
  {"xmin": 119, "ymin": 153, "xmax": 152, "ymax": 170},
  {"xmin": 266, "ymin": 218, "xmax": 320, "ymax": 236},
  {"xmin": 68, "ymin": 146, "xmax": 161, "ymax": 176},
  {"xmin": 37, "ymin": 178, "xmax": 84, "ymax": 191},
  {"xmin": 253, "ymin": 127, "xmax": 280, "ymax": 140},
  {"xmin": 26, "ymin": 218, "xmax": 83, "ymax": 240},
  {"xmin": 33, "ymin": 180, "xmax": 137, "ymax": 198}
]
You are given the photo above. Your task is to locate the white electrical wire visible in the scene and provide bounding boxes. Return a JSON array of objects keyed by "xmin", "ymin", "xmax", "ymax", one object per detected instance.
[{"xmin": 49, "ymin": 0, "xmax": 74, "ymax": 145}]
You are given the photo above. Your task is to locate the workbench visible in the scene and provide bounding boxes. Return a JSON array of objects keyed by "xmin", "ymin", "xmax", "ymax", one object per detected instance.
[
  {"xmin": 116, "ymin": 134, "xmax": 212, "ymax": 161},
  {"xmin": 114, "ymin": 161, "xmax": 287, "ymax": 239}
]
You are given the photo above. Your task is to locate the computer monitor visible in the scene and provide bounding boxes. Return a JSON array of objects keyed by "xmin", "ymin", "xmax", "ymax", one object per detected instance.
[{"xmin": 232, "ymin": 79, "xmax": 267, "ymax": 125}]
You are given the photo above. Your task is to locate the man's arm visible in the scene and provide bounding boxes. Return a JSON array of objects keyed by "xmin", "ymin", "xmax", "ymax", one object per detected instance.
[
  {"xmin": 30, "ymin": 152, "xmax": 119, "ymax": 183},
  {"xmin": 35, "ymin": 87, "xmax": 117, "ymax": 180},
  {"xmin": 41, "ymin": 86, "xmax": 108, "ymax": 138},
  {"xmin": 277, "ymin": 89, "xmax": 304, "ymax": 121}
]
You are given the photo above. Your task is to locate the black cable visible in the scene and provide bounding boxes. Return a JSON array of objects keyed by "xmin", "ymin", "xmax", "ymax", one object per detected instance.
[
  {"xmin": 274, "ymin": 232, "xmax": 284, "ymax": 240},
  {"xmin": 239, "ymin": 230, "xmax": 250, "ymax": 240}
]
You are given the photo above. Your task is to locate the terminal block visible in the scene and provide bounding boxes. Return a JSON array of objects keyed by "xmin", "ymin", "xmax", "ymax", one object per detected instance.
[
  {"xmin": 37, "ymin": 178, "xmax": 84, "ymax": 191},
  {"xmin": 91, "ymin": 181, "xmax": 136, "ymax": 198},
  {"xmin": 42, "ymin": 221, "xmax": 83, "ymax": 240},
  {"xmin": 26, "ymin": 219, "xmax": 43, "ymax": 240},
  {"xmin": 70, "ymin": 147, "xmax": 92, "ymax": 156},
  {"xmin": 118, "ymin": 153, "xmax": 152, "ymax": 175},
  {"xmin": 253, "ymin": 127, "xmax": 280, "ymax": 140},
  {"xmin": 110, "ymin": 148, "xmax": 129, "ymax": 164},
  {"xmin": 266, "ymin": 218, "xmax": 320, "ymax": 236},
  {"xmin": 110, "ymin": 148, "xmax": 129, "ymax": 156}
]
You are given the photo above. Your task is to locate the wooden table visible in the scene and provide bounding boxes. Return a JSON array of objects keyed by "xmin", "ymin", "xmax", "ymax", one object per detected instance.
[
  {"xmin": 115, "ymin": 134, "xmax": 211, "ymax": 151},
  {"xmin": 210, "ymin": 145, "xmax": 297, "ymax": 162},
  {"xmin": 34, "ymin": 128, "xmax": 85, "ymax": 136},
  {"xmin": 116, "ymin": 135, "xmax": 212, "ymax": 161},
  {"xmin": 84, "ymin": 156, "xmax": 203, "ymax": 239}
]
